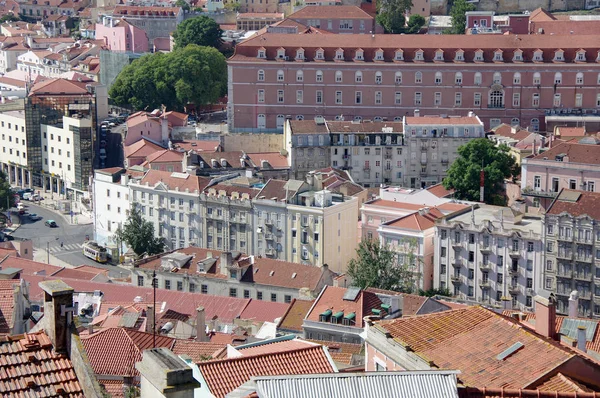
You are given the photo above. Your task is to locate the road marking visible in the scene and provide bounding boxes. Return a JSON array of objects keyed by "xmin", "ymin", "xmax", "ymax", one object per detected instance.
[
  {"xmin": 49, "ymin": 243, "xmax": 82, "ymax": 253},
  {"xmin": 54, "ymin": 249, "xmax": 84, "ymax": 255}
]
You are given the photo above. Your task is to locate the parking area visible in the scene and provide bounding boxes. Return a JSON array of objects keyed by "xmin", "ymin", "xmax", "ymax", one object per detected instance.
[{"xmin": 98, "ymin": 115, "xmax": 127, "ymax": 169}]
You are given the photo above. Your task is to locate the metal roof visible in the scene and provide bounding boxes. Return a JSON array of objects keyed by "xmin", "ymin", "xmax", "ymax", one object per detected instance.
[
  {"xmin": 559, "ymin": 318, "xmax": 598, "ymax": 341},
  {"xmin": 228, "ymin": 371, "xmax": 460, "ymax": 398}
]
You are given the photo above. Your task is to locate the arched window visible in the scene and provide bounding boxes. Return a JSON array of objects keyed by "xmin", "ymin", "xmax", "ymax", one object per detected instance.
[
  {"xmin": 277, "ymin": 70, "xmax": 284, "ymax": 82},
  {"xmin": 489, "ymin": 90, "xmax": 504, "ymax": 108},
  {"xmin": 395, "ymin": 72, "xmax": 402, "ymax": 84},
  {"xmin": 513, "ymin": 72, "xmax": 521, "ymax": 85},
  {"xmin": 257, "ymin": 70, "xmax": 265, "ymax": 81},
  {"xmin": 511, "ymin": 118, "xmax": 519, "ymax": 126},
  {"xmin": 455, "ymin": 72, "xmax": 463, "ymax": 85},
  {"xmin": 554, "ymin": 72, "xmax": 562, "ymax": 85},
  {"xmin": 355, "ymin": 71, "xmax": 363, "ymax": 83},
  {"xmin": 576, "ymin": 72, "xmax": 584, "ymax": 85},
  {"xmin": 493, "ymin": 72, "xmax": 502, "ymax": 84},
  {"xmin": 296, "ymin": 115, "xmax": 304, "ymax": 121},
  {"xmin": 474, "ymin": 72, "xmax": 482, "ymax": 85},
  {"xmin": 415, "ymin": 71, "xmax": 422, "ymax": 83},
  {"xmin": 435, "ymin": 72, "xmax": 442, "ymax": 84},
  {"xmin": 276, "ymin": 115, "xmax": 285, "ymax": 129},
  {"xmin": 530, "ymin": 118, "xmax": 540, "ymax": 132},
  {"xmin": 296, "ymin": 70, "xmax": 303, "ymax": 82},
  {"xmin": 307, "ymin": 136, "xmax": 313, "ymax": 146},
  {"xmin": 257, "ymin": 114, "xmax": 266, "ymax": 129},
  {"xmin": 533, "ymin": 72, "xmax": 541, "ymax": 85},
  {"xmin": 316, "ymin": 70, "xmax": 323, "ymax": 82},
  {"xmin": 375, "ymin": 71, "xmax": 382, "ymax": 84},
  {"xmin": 335, "ymin": 71, "xmax": 343, "ymax": 83}
]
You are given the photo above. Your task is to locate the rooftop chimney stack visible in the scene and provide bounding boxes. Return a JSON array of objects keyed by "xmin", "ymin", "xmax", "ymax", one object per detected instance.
[
  {"xmin": 568, "ymin": 290, "xmax": 579, "ymax": 318},
  {"xmin": 39, "ymin": 280, "xmax": 75, "ymax": 354},
  {"xmin": 146, "ymin": 305, "xmax": 155, "ymax": 334},
  {"xmin": 195, "ymin": 306, "xmax": 208, "ymax": 342},
  {"xmin": 577, "ymin": 326, "xmax": 587, "ymax": 353},
  {"xmin": 534, "ymin": 291, "xmax": 557, "ymax": 341},
  {"xmin": 220, "ymin": 252, "xmax": 233, "ymax": 276},
  {"xmin": 136, "ymin": 348, "xmax": 200, "ymax": 398}
]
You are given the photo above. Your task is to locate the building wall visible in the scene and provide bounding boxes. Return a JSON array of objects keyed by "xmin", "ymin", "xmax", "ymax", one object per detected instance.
[
  {"xmin": 92, "ymin": 173, "xmax": 130, "ymax": 248},
  {"xmin": 253, "ymin": 200, "xmax": 288, "ymax": 260},
  {"xmin": 0, "ymin": 112, "xmax": 28, "ymax": 167},
  {"xmin": 121, "ymin": 13, "xmax": 183, "ymax": 46},
  {"xmin": 409, "ymin": 0, "xmax": 431, "ymax": 17},
  {"xmin": 125, "ymin": 119, "xmax": 163, "ymax": 146},
  {"xmin": 220, "ymin": 133, "xmax": 283, "ymax": 153},
  {"xmin": 229, "ymin": 61, "xmax": 600, "ymax": 132},
  {"xmin": 292, "ymin": 17, "xmax": 374, "ymax": 34},
  {"xmin": 365, "ymin": 343, "xmax": 407, "ymax": 372}
]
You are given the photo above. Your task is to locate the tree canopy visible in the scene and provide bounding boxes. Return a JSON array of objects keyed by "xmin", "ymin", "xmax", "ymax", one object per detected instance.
[
  {"xmin": 442, "ymin": 138, "xmax": 518, "ymax": 205},
  {"xmin": 406, "ymin": 14, "xmax": 425, "ymax": 33},
  {"xmin": 109, "ymin": 44, "xmax": 227, "ymax": 111},
  {"xmin": 448, "ymin": 0, "xmax": 475, "ymax": 34},
  {"xmin": 172, "ymin": 15, "xmax": 222, "ymax": 50},
  {"xmin": 376, "ymin": 0, "xmax": 414, "ymax": 33},
  {"xmin": 113, "ymin": 204, "xmax": 165, "ymax": 257},
  {"xmin": 347, "ymin": 239, "xmax": 419, "ymax": 293},
  {"xmin": 175, "ymin": 0, "xmax": 190, "ymax": 12},
  {"xmin": 0, "ymin": 171, "xmax": 14, "ymax": 212}
]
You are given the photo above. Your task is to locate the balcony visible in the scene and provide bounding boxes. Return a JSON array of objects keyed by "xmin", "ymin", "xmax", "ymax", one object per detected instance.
[
  {"xmin": 509, "ymin": 285, "xmax": 521, "ymax": 295},
  {"xmin": 452, "ymin": 240, "xmax": 463, "ymax": 249},
  {"xmin": 479, "ymin": 245, "xmax": 492, "ymax": 254},
  {"xmin": 574, "ymin": 272, "xmax": 592, "ymax": 282},
  {"xmin": 479, "ymin": 279, "xmax": 491, "ymax": 289},
  {"xmin": 556, "ymin": 251, "xmax": 573, "ymax": 260},
  {"xmin": 265, "ymin": 233, "xmax": 274, "ymax": 241},
  {"xmin": 264, "ymin": 219, "xmax": 273, "ymax": 226},
  {"xmin": 452, "ymin": 260, "xmax": 462, "ymax": 268},
  {"xmin": 479, "ymin": 262, "xmax": 492, "ymax": 272},
  {"xmin": 265, "ymin": 248, "xmax": 276, "ymax": 257},
  {"xmin": 579, "ymin": 291, "xmax": 592, "ymax": 300},
  {"xmin": 363, "ymin": 166, "xmax": 371, "ymax": 171},
  {"xmin": 450, "ymin": 275, "xmax": 463, "ymax": 284},
  {"xmin": 575, "ymin": 236, "xmax": 593, "ymax": 245},
  {"xmin": 508, "ymin": 249, "xmax": 520, "ymax": 258},
  {"xmin": 342, "ymin": 154, "xmax": 351, "ymax": 160},
  {"xmin": 508, "ymin": 266, "xmax": 520, "ymax": 276},
  {"xmin": 557, "ymin": 269, "xmax": 573, "ymax": 279},
  {"xmin": 556, "ymin": 235, "xmax": 573, "ymax": 243},
  {"xmin": 575, "ymin": 255, "xmax": 593, "ymax": 263},
  {"xmin": 441, "ymin": 159, "xmax": 449, "ymax": 164},
  {"xmin": 521, "ymin": 187, "xmax": 558, "ymax": 199}
]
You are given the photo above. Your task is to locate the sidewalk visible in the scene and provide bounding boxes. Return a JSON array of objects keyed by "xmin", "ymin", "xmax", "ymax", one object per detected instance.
[
  {"xmin": 25, "ymin": 190, "xmax": 93, "ymax": 226},
  {"xmin": 32, "ymin": 247, "xmax": 76, "ymax": 268}
]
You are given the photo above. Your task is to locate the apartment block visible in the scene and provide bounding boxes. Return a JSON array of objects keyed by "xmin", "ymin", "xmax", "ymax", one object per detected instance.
[
  {"xmin": 228, "ymin": 32, "xmax": 600, "ymax": 132},
  {"xmin": 284, "ymin": 119, "xmax": 332, "ymax": 179},
  {"xmin": 95, "ymin": 16, "xmax": 149, "ymax": 53},
  {"xmin": 434, "ymin": 205, "xmax": 544, "ymax": 311},
  {"xmin": 521, "ymin": 141, "xmax": 600, "ymax": 211},
  {"xmin": 285, "ymin": 6, "xmax": 377, "ymax": 34},
  {"xmin": 544, "ymin": 189, "xmax": 600, "ymax": 318},
  {"xmin": 109, "ymin": 6, "xmax": 184, "ymax": 48}
]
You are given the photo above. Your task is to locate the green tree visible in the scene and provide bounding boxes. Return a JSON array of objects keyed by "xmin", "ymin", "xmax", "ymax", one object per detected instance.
[
  {"xmin": 113, "ymin": 204, "xmax": 165, "ymax": 257},
  {"xmin": 347, "ymin": 239, "xmax": 419, "ymax": 293},
  {"xmin": 419, "ymin": 287, "xmax": 451, "ymax": 297},
  {"xmin": 0, "ymin": 171, "xmax": 15, "ymax": 212},
  {"xmin": 406, "ymin": 14, "xmax": 425, "ymax": 33},
  {"xmin": 175, "ymin": 0, "xmax": 190, "ymax": 11},
  {"xmin": 0, "ymin": 13, "xmax": 20, "ymax": 23},
  {"xmin": 376, "ymin": 0, "xmax": 413, "ymax": 33},
  {"xmin": 448, "ymin": 0, "xmax": 475, "ymax": 34},
  {"xmin": 172, "ymin": 16, "xmax": 222, "ymax": 50},
  {"xmin": 109, "ymin": 45, "xmax": 227, "ymax": 111},
  {"xmin": 443, "ymin": 138, "xmax": 518, "ymax": 205},
  {"xmin": 224, "ymin": 1, "xmax": 241, "ymax": 11}
]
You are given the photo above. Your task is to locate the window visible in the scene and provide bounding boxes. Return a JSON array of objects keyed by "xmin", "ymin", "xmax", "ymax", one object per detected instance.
[
  {"xmin": 474, "ymin": 50, "xmax": 483, "ymax": 61},
  {"xmin": 534, "ymin": 175, "xmax": 541, "ymax": 189},
  {"xmin": 474, "ymin": 72, "xmax": 482, "ymax": 86},
  {"xmin": 316, "ymin": 70, "xmax": 323, "ymax": 82},
  {"xmin": 435, "ymin": 72, "xmax": 442, "ymax": 85},
  {"xmin": 493, "ymin": 72, "xmax": 501, "ymax": 84},
  {"xmin": 277, "ymin": 70, "xmax": 284, "ymax": 81},
  {"xmin": 257, "ymin": 70, "xmax": 264, "ymax": 81},
  {"xmin": 335, "ymin": 91, "xmax": 342, "ymax": 104},
  {"xmin": 455, "ymin": 72, "xmax": 462, "ymax": 85},
  {"xmin": 587, "ymin": 181, "xmax": 595, "ymax": 192},
  {"xmin": 257, "ymin": 89, "xmax": 265, "ymax": 103},
  {"xmin": 494, "ymin": 50, "xmax": 503, "ymax": 61},
  {"xmin": 533, "ymin": 50, "xmax": 543, "ymax": 62},
  {"xmin": 355, "ymin": 91, "xmax": 362, "ymax": 104},
  {"xmin": 527, "ymin": 242, "xmax": 534, "ymax": 252},
  {"xmin": 455, "ymin": 50, "xmax": 464, "ymax": 61},
  {"xmin": 533, "ymin": 72, "xmax": 541, "ymax": 85},
  {"xmin": 415, "ymin": 72, "xmax": 422, "ymax": 84},
  {"xmin": 355, "ymin": 71, "xmax": 363, "ymax": 83},
  {"xmin": 296, "ymin": 70, "xmax": 303, "ymax": 82},
  {"xmin": 455, "ymin": 92, "xmax": 462, "ymax": 106},
  {"xmin": 296, "ymin": 90, "xmax": 303, "ymax": 104},
  {"xmin": 316, "ymin": 90, "xmax": 323, "ymax": 104},
  {"xmin": 576, "ymin": 72, "xmax": 584, "ymax": 85},
  {"xmin": 137, "ymin": 276, "xmax": 144, "ymax": 286},
  {"xmin": 414, "ymin": 50, "xmax": 424, "ymax": 61},
  {"xmin": 164, "ymin": 280, "xmax": 171, "ymax": 290},
  {"xmin": 243, "ymin": 290, "xmax": 250, "ymax": 299},
  {"xmin": 395, "ymin": 92, "xmax": 402, "ymax": 105},
  {"xmin": 375, "ymin": 91, "xmax": 382, "ymax": 105},
  {"xmin": 277, "ymin": 90, "xmax": 284, "ymax": 103},
  {"xmin": 532, "ymin": 93, "xmax": 540, "ymax": 107},
  {"xmin": 576, "ymin": 93, "xmax": 583, "ymax": 108},
  {"xmin": 597, "ymin": 94, "xmax": 600, "ymax": 107},
  {"xmin": 271, "ymin": 293, "xmax": 277, "ymax": 302},
  {"xmin": 414, "ymin": 92, "xmax": 422, "ymax": 106},
  {"xmin": 434, "ymin": 92, "xmax": 441, "ymax": 106},
  {"xmin": 395, "ymin": 50, "xmax": 403, "ymax": 60},
  {"xmin": 554, "ymin": 72, "xmax": 562, "ymax": 85},
  {"xmin": 355, "ymin": 49, "xmax": 364, "ymax": 60},
  {"xmin": 512, "ymin": 93, "xmax": 520, "ymax": 107},
  {"xmin": 229, "ymin": 288, "xmax": 237, "ymax": 298},
  {"xmin": 576, "ymin": 50, "xmax": 586, "ymax": 61},
  {"xmin": 489, "ymin": 90, "xmax": 504, "ymax": 108},
  {"xmin": 513, "ymin": 50, "xmax": 523, "ymax": 62},
  {"xmin": 395, "ymin": 72, "xmax": 402, "ymax": 84},
  {"xmin": 553, "ymin": 94, "xmax": 561, "ymax": 107},
  {"xmin": 177, "ymin": 281, "xmax": 183, "ymax": 291},
  {"xmin": 474, "ymin": 93, "xmax": 481, "ymax": 107},
  {"xmin": 257, "ymin": 49, "xmax": 265, "ymax": 58},
  {"xmin": 554, "ymin": 50, "xmax": 564, "ymax": 61},
  {"xmin": 435, "ymin": 50, "xmax": 444, "ymax": 61},
  {"xmin": 335, "ymin": 71, "xmax": 343, "ymax": 83},
  {"xmin": 513, "ymin": 72, "xmax": 521, "ymax": 85},
  {"xmin": 315, "ymin": 49, "xmax": 324, "ymax": 59},
  {"xmin": 375, "ymin": 71, "xmax": 382, "ymax": 84}
]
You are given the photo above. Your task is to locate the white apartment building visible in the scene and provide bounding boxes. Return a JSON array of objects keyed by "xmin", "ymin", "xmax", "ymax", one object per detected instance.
[
  {"xmin": 0, "ymin": 110, "xmax": 28, "ymax": 185},
  {"xmin": 434, "ymin": 205, "xmax": 544, "ymax": 312}
]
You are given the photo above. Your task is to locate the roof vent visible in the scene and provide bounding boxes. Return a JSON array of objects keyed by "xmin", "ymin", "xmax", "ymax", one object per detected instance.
[
  {"xmin": 269, "ymin": 270, "xmax": 274, "ymax": 276},
  {"xmin": 291, "ymin": 272, "xmax": 297, "ymax": 279},
  {"xmin": 496, "ymin": 342, "xmax": 524, "ymax": 360}
]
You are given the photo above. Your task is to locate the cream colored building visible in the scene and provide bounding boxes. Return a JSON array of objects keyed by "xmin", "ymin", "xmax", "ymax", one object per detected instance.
[{"xmin": 287, "ymin": 189, "xmax": 358, "ymax": 274}]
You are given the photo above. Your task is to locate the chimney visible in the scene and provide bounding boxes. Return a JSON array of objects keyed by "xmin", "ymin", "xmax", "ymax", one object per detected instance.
[
  {"xmin": 146, "ymin": 305, "xmax": 155, "ymax": 334},
  {"xmin": 577, "ymin": 326, "xmax": 587, "ymax": 353},
  {"xmin": 136, "ymin": 348, "xmax": 200, "ymax": 397},
  {"xmin": 39, "ymin": 280, "xmax": 75, "ymax": 354},
  {"xmin": 195, "ymin": 306, "xmax": 208, "ymax": 342},
  {"xmin": 468, "ymin": 111, "xmax": 474, "ymax": 117},
  {"xmin": 413, "ymin": 109, "xmax": 420, "ymax": 118},
  {"xmin": 220, "ymin": 252, "xmax": 233, "ymax": 276},
  {"xmin": 568, "ymin": 290, "xmax": 579, "ymax": 318},
  {"xmin": 534, "ymin": 292, "xmax": 557, "ymax": 340}
]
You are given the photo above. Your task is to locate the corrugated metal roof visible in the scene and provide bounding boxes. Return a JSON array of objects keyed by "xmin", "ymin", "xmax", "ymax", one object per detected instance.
[
  {"xmin": 559, "ymin": 318, "xmax": 598, "ymax": 341},
  {"xmin": 228, "ymin": 371, "xmax": 460, "ymax": 398}
]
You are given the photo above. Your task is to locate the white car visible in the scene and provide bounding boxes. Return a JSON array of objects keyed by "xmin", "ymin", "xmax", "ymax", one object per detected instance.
[
  {"xmin": 99, "ymin": 149, "xmax": 107, "ymax": 160},
  {"xmin": 28, "ymin": 213, "xmax": 41, "ymax": 221}
]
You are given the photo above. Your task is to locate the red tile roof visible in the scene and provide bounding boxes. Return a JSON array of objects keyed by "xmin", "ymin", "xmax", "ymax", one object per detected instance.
[
  {"xmin": 546, "ymin": 189, "xmax": 600, "ymax": 221},
  {"xmin": 138, "ymin": 169, "xmax": 210, "ymax": 193},
  {"xmin": 555, "ymin": 126, "xmax": 587, "ymax": 137},
  {"xmin": 114, "ymin": 5, "xmax": 181, "ymax": 15},
  {"xmin": 50, "ymin": 267, "xmax": 106, "ymax": 281},
  {"xmin": 405, "ymin": 116, "xmax": 481, "ymax": 125},
  {"xmin": 531, "ymin": 142, "xmax": 600, "ymax": 165},
  {"xmin": 197, "ymin": 345, "xmax": 336, "ymax": 398},
  {"xmin": 124, "ymin": 138, "xmax": 165, "ymax": 158},
  {"xmin": 375, "ymin": 306, "xmax": 586, "ymax": 389},
  {"xmin": 97, "ymin": 379, "xmax": 125, "ymax": 398},
  {"xmin": 246, "ymin": 152, "xmax": 289, "ymax": 169},
  {"xmin": 170, "ymin": 340, "xmax": 225, "ymax": 362},
  {"xmin": 535, "ymin": 373, "xmax": 593, "ymax": 393},
  {"xmin": 81, "ymin": 328, "xmax": 175, "ymax": 377},
  {"xmin": 0, "ymin": 281, "xmax": 19, "ymax": 335},
  {"xmin": 384, "ymin": 207, "xmax": 444, "ymax": 230},
  {"xmin": 426, "ymin": 183, "xmax": 455, "ymax": 198},
  {"xmin": 0, "ymin": 331, "xmax": 84, "ymax": 397},
  {"xmin": 277, "ymin": 298, "xmax": 314, "ymax": 332},
  {"xmin": 143, "ymin": 149, "xmax": 184, "ymax": 164},
  {"xmin": 306, "ymin": 286, "xmax": 382, "ymax": 328},
  {"xmin": 172, "ymin": 140, "xmax": 220, "ymax": 152},
  {"xmin": 239, "ymin": 299, "xmax": 290, "ymax": 323},
  {"xmin": 234, "ymin": 338, "xmax": 318, "ymax": 357},
  {"xmin": 29, "ymin": 78, "xmax": 89, "ymax": 96},
  {"xmin": 364, "ymin": 199, "xmax": 425, "ymax": 211},
  {"xmin": 289, "ymin": 5, "xmax": 373, "ymax": 19}
]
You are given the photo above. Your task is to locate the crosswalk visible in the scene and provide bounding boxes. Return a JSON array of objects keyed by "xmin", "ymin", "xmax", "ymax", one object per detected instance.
[{"xmin": 48, "ymin": 243, "xmax": 83, "ymax": 254}]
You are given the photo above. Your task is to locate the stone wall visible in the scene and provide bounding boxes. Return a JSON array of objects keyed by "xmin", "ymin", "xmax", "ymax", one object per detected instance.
[
  {"xmin": 70, "ymin": 329, "xmax": 107, "ymax": 398},
  {"xmin": 220, "ymin": 133, "xmax": 284, "ymax": 153}
]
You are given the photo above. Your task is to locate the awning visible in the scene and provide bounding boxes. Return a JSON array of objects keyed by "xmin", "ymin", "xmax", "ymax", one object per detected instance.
[
  {"xmin": 372, "ymin": 309, "xmax": 381, "ymax": 315},
  {"xmin": 332, "ymin": 311, "xmax": 344, "ymax": 319},
  {"xmin": 344, "ymin": 312, "xmax": 356, "ymax": 320},
  {"xmin": 320, "ymin": 309, "xmax": 332, "ymax": 317},
  {"xmin": 381, "ymin": 303, "xmax": 391, "ymax": 311}
]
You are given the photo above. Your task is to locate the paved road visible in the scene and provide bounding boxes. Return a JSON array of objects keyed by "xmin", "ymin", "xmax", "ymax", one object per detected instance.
[{"xmin": 10, "ymin": 202, "xmax": 129, "ymax": 277}]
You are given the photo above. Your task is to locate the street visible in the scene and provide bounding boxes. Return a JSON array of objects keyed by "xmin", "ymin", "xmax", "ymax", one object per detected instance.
[{"xmin": 9, "ymin": 202, "xmax": 129, "ymax": 277}]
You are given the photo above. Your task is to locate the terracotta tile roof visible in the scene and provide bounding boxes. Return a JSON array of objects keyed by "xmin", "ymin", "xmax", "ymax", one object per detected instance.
[
  {"xmin": 114, "ymin": 5, "xmax": 181, "ymax": 15},
  {"xmin": 401, "ymin": 294, "xmax": 428, "ymax": 316},
  {"xmin": 326, "ymin": 121, "xmax": 403, "ymax": 133},
  {"xmin": 306, "ymin": 339, "xmax": 363, "ymax": 356},
  {"xmin": 81, "ymin": 328, "xmax": 175, "ymax": 377},
  {"xmin": 234, "ymin": 338, "xmax": 318, "ymax": 357},
  {"xmin": 143, "ymin": 149, "xmax": 184, "ymax": 164},
  {"xmin": 172, "ymin": 140, "xmax": 220, "ymax": 152},
  {"xmin": 306, "ymin": 286, "xmax": 382, "ymax": 328},
  {"xmin": 97, "ymin": 379, "xmax": 124, "ymax": 398},
  {"xmin": 138, "ymin": 169, "xmax": 210, "ymax": 193},
  {"xmin": 529, "ymin": 7, "xmax": 556, "ymax": 22},
  {"xmin": 0, "ymin": 281, "xmax": 19, "ymax": 335},
  {"xmin": 530, "ymin": 20, "xmax": 600, "ymax": 35},
  {"xmin": 384, "ymin": 207, "xmax": 444, "ymax": 230},
  {"xmin": 437, "ymin": 202, "xmax": 470, "ymax": 213},
  {"xmin": 247, "ymin": 152, "xmax": 289, "ymax": 169},
  {"xmin": 405, "ymin": 116, "xmax": 481, "ymax": 125},
  {"xmin": 289, "ymin": 5, "xmax": 373, "ymax": 19},
  {"xmin": 531, "ymin": 142, "xmax": 600, "ymax": 165},
  {"xmin": 50, "ymin": 267, "xmax": 106, "ymax": 281},
  {"xmin": 546, "ymin": 189, "xmax": 600, "ymax": 221},
  {"xmin": 535, "ymin": 373, "xmax": 593, "ymax": 392},
  {"xmin": 0, "ymin": 256, "xmax": 63, "ymax": 276},
  {"xmin": 277, "ymin": 298, "xmax": 314, "ymax": 332},
  {"xmin": 256, "ymin": 179, "xmax": 295, "ymax": 201},
  {"xmin": 28, "ymin": 78, "xmax": 89, "ymax": 96},
  {"xmin": 327, "ymin": 180, "xmax": 365, "ymax": 197},
  {"xmin": 425, "ymin": 183, "xmax": 454, "ymax": 198},
  {"xmin": 124, "ymin": 138, "xmax": 165, "ymax": 158},
  {"xmin": 375, "ymin": 306, "xmax": 580, "ymax": 389},
  {"xmin": 555, "ymin": 126, "xmax": 587, "ymax": 137},
  {"xmin": 171, "ymin": 340, "xmax": 225, "ymax": 362},
  {"xmin": 364, "ymin": 199, "xmax": 425, "ymax": 211},
  {"xmin": 209, "ymin": 331, "xmax": 247, "ymax": 345},
  {"xmin": 0, "ymin": 331, "xmax": 84, "ymax": 397},
  {"xmin": 239, "ymin": 299, "xmax": 290, "ymax": 323},
  {"xmin": 237, "ymin": 12, "xmax": 284, "ymax": 19},
  {"xmin": 489, "ymin": 124, "xmax": 531, "ymax": 141},
  {"xmin": 288, "ymin": 120, "xmax": 329, "ymax": 134},
  {"xmin": 197, "ymin": 345, "xmax": 336, "ymax": 398}
]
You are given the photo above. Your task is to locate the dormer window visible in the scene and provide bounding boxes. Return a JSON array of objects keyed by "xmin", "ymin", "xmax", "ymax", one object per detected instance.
[
  {"xmin": 276, "ymin": 47, "xmax": 285, "ymax": 59},
  {"xmin": 394, "ymin": 49, "xmax": 403, "ymax": 61},
  {"xmin": 554, "ymin": 49, "xmax": 564, "ymax": 62},
  {"xmin": 257, "ymin": 47, "xmax": 266, "ymax": 59},
  {"xmin": 576, "ymin": 49, "xmax": 586, "ymax": 62},
  {"xmin": 493, "ymin": 49, "xmax": 503, "ymax": 61},
  {"xmin": 319, "ymin": 309, "xmax": 332, "ymax": 322},
  {"xmin": 230, "ymin": 269, "xmax": 237, "ymax": 279},
  {"xmin": 434, "ymin": 49, "xmax": 444, "ymax": 61},
  {"xmin": 513, "ymin": 50, "xmax": 523, "ymax": 62},
  {"xmin": 533, "ymin": 49, "xmax": 543, "ymax": 62},
  {"xmin": 414, "ymin": 49, "xmax": 424, "ymax": 61},
  {"xmin": 335, "ymin": 48, "xmax": 344, "ymax": 60},
  {"xmin": 454, "ymin": 50, "xmax": 464, "ymax": 61},
  {"xmin": 474, "ymin": 49, "xmax": 484, "ymax": 62},
  {"xmin": 355, "ymin": 48, "xmax": 364, "ymax": 61},
  {"xmin": 375, "ymin": 48, "xmax": 384, "ymax": 61},
  {"xmin": 315, "ymin": 48, "xmax": 324, "ymax": 60},
  {"xmin": 296, "ymin": 48, "xmax": 304, "ymax": 60}
]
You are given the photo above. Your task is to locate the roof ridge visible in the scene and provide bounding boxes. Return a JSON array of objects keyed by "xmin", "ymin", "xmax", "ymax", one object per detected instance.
[{"xmin": 200, "ymin": 344, "xmax": 325, "ymax": 364}]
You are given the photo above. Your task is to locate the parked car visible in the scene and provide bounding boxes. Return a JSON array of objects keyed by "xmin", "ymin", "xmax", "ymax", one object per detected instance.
[
  {"xmin": 99, "ymin": 148, "xmax": 107, "ymax": 160},
  {"xmin": 119, "ymin": 112, "xmax": 130, "ymax": 119},
  {"xmin": 99, "ymin": 140, "xmax": 107, "ymax": 148},
  {"xmin": 45, "ymin": 220, "xmax": 57, "ymax": 228},
  {"xmin": 30, "ymin": 194, "xmax": 43, "ymax": 201},
  {"xmin": 28, "ymin": 213, "xmax": 41, "ymax": 221},
  {"xmin": 23, "ymin": 192, "xmax": 33, "ymax": 200},
  {"xmin": 16, "ymin": 203, "xmax": 25, "ymax": 211}
]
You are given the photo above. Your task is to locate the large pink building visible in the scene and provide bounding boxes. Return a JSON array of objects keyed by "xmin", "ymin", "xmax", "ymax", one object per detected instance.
[
  {"xmin": 95, "ymin": 16, "xmax": 149, "ymax": 53},
  {"xmin": 227, "ymin": 33, "xmax": 600, "ymax": 132}
]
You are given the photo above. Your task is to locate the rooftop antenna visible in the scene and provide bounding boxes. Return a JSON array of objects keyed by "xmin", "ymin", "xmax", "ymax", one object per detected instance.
[{"xmin": 152, "ymin": 269, "xmax": 157, "ymax": 347}]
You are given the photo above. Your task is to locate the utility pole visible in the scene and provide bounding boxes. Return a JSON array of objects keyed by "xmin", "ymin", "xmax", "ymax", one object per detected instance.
[{"xmin": 153, "ymin": 270, "xmax": 156, "ymax": 348}]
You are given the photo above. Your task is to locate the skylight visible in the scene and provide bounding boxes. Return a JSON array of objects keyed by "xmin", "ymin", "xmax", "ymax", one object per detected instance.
[{"xmin": 496, "ymin": 342, "xmax": 524, "ymax": 361}]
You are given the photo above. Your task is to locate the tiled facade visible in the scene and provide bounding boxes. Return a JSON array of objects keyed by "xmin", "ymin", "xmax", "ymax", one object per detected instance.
[
  {"xmin": 434, "ymin": 205, "xmax": 544, "ymax": 311},
  {"xmin": 228, "ymin": 33, "xmax": 600, "ymax": 132}
]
